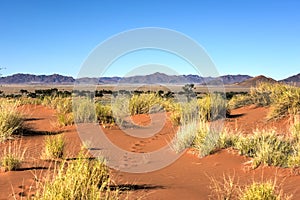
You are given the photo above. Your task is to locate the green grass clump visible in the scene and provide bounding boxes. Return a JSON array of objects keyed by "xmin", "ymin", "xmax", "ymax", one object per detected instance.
[
  {"xmin": 42, "ymin": 96, "xmax": 75, "ymax": 126},
  {"xmin": 234, "ymin": 130, "xmax": 292, "ymax": 168},
  {"xmin": 172, "ymin": 120, "xmax": 221, "ymax": 157},
  {"xmin": 35, "ymin": 153, "xmax": 116, "ymax": 200},
  {"xmin": 198, "ymin": 93, "xmax": 228, "ymax": 121},
  {"xmin": 57, "ymin": 112, "xmax": 74, "ymax": 127},
  {"xmin": 0, "ymin": 141, "xmax": 25, "ymax": 171},
  {"xmin": 170, "ymin": 93, "xmax": 227, "ymax": 126},
  {"xmin": 218, "ymin": 130, "xmax": 240, "ymax": 149},
  {"xmin": 1, "ymin": 154, "xmax": 21, "ymax": 171},
  {"xmin": 73, "ymin": 98, "xmax": 97, "ymax": 123},
  {"xmin": 172, "ymin": 120, "xmax": 198, "ymax": 153},
  {"xmin": 111, "ymin": 96, "xmax": 130, "ymax": 127},
  {"xmin": 228, "ymin": 94, "xmax": 253, "ymax": 109},
  {"xmin": 209, "ymin": 174, "xmax": 291, "ymax": 200},
  {"xmin": 95, "ymin": 103, "xmax": 114, "ymax": 125},
  {"xmin": 0, "ymin": 100, "xmax": 24, "ymax": 142},
  {"xmin": 193, "ymin": 122, "xmax": 220, "ymax": 157},
  {"xmin": 42, "ymin": 135, "xmax": 65, "ymax": 160},
  {"xmin": 267, "ymin": 84, "xmax": 300, "ymax": 120},
  {"xmin": 129, "ymin": 93, "xmax": 163, "ymax": 115},
  {"xmin": 240, "ymin": 181, "xmax": 282, "ymax": 200}
]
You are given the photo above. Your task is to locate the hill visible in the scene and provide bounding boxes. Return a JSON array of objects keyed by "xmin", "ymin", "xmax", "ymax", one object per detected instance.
[
  {"xmin": 0, "ymin": 73, "xmax": 75, "ymax": 84},
  {"xmin": 236, "ymin": 75, "xmax": 278, "ymax": 87},
  {"xmin": 280, "ymin": 73, "xmax": 300, "ymax": 86}
]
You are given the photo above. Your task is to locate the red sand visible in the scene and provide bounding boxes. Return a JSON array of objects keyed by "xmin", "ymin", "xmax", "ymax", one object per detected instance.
[{"xmin": 0, "ymin": 104, "xmax": 299, "ymax": 199}]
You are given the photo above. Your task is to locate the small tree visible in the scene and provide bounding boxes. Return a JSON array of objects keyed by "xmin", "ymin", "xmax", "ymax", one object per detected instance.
[{"xmin": 182, "ymin": 84, "xmax": 196, "ymax": 102}]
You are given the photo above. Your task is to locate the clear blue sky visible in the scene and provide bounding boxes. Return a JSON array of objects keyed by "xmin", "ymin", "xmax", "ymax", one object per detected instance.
[{"xmin": 0, "ymin": 0, "xmax": 299, "ymax": 80}]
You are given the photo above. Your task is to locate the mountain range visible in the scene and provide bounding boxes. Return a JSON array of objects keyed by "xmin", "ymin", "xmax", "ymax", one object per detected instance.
[{"xmin": 0, "ymin": 72, "xmax": 299, "ymax": 86}]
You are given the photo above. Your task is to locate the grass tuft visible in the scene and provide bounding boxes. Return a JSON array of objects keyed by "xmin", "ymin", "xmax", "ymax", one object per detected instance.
[
  {"xmin": 0, "ymin": 99, "xmax": 24, "ymax": 142},
  {"xmin": 42, "ymin": 135, "xmax": 65, "ymax": 160},
  {"xmin": 35, "ymin": 152, "xmax": 117, "ymax": 200},
  {"xmin": 0, "ymin": 140, "xmax": 25, "ymax": 171}
]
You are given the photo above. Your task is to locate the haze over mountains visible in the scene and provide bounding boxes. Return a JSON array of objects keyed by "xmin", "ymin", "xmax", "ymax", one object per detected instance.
[{"xmin": 0, "ymin": 72, "xmax": 299, "ymax": 86}]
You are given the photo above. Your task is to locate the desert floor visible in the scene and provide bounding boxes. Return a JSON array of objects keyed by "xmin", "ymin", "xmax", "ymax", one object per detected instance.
[{"xmin": 0, "ymin": 104, "xmax": 299, "ymax": 200}]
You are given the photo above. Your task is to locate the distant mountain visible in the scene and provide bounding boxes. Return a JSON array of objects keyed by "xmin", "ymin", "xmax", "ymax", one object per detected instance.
[
  {"xmin": 205, "ymin": 75, "xmax": 252, "ymax": 85},
  {"xmin": 280, "ymin": 73, "xmax": 300, "ymax": 86},
  {"xmin": 117, "ymin": 73, "xmax": 251, "ymax": 85},
  {"xmin": 0, "ymin": 72, "xmax": 299, "ymax": 86},
  {"xmin": 0, "ymin": 73, "xmax": 75, "ymax": 84},
  {"xmin": 236, "ymin": 75, "xmax": 277, "ymax": 87}
]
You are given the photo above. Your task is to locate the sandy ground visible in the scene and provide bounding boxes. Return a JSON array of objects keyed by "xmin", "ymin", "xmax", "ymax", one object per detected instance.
[{"xmin": 0, "ymin": 104, "xmax": 299, "ymax": 199}]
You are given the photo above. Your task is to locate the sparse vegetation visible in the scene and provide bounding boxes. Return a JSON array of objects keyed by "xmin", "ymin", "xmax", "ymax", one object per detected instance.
[
  {"xmin": 209, "ymin": 174, "xmax": 239, "ymax": 200},
  {"xmin": 229, "ymin": 83, "xmax": 300, "ymax": 120}
]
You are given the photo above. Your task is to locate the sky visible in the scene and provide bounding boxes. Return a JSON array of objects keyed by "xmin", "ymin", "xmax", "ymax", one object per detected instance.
[{"xmin": 0, "ymin": 0, "xmax": 299, "ymax": 80}]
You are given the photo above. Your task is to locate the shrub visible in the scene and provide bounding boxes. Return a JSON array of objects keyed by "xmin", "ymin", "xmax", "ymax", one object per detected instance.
[
  {"xmin": 35, "ymin": 153, "xmax": 115, "ymax": 200},
  {"xmin": 0, "ymin": 100, "xmax": 24, "ymax": 142},
  {"xmin": 42, "ymin": 135, "xmax": 65, "ymax": 160}
]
